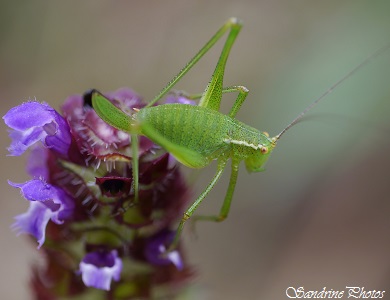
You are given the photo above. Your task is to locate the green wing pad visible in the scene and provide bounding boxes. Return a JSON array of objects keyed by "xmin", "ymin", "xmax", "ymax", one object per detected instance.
[
  {"xmin": 140, "ymin": 121, "xmax": 208, "ymax": 169},
  {"xmin": 91, "ymin": 90, "xmax": 133, "ymax": 132}
]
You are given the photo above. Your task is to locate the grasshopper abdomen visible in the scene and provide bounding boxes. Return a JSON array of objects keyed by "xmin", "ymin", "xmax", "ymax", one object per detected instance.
[{"xmin": 137, "ymin": 104, "xmax": 231, "ymax": 165}]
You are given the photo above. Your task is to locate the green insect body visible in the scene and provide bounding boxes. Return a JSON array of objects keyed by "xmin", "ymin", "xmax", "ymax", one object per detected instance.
[
  {"xmin": 91, "ymin": 17, "xmax": 389, "ymax": 251},
  {"xmin": 136, "ymin": 104, "xmax": 275, "ymax": 171}
]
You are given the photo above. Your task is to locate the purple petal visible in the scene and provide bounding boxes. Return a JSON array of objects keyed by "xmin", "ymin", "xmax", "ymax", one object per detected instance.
[
  {"xmin": 12, "ymin": 201, "xmax": 52, "ymax": 248},
  {"xmin": 165, "ymin": 94, "xmax": 196, "ymax": 105},
  {"xmin": 26, "ymin": 146, "xmax": 49, "ymax": 179},
  {"xmin": 104, "ymin": 87, "xmax": 142, "ymax": 108},
  {"xmin": 144, "ymin": 230, "xmax": 184, "ymax": 270},
  {"xmin": 7, "ymin": 126, "xmax": 46, "ymax": 156},
  {"xmin": 3, "ymin": 101, "xmax": 71, "ymax": 156},
  {"xmin": 4, "ymin": 102, "xmax": 55, "ymax": 130},
  {"xmin": 9, "ymin": 179, "xmax": 75, "ymax": 247},
  {"xmin": 79, "ymin": 250, "xmax": 122, "ymax": 291},
  {"xmin": 9, "ymin": 179, "xmax": 59, "ymax": 202}
]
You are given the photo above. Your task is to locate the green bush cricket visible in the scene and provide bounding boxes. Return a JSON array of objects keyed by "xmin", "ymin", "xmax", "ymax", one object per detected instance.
[{"xmin": 91, "ymin": 17, "xmax": 389, "ymax": 252}]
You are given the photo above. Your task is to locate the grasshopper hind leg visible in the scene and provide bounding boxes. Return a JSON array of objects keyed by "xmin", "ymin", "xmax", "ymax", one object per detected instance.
[
  {"xmin": 190, "ymin": 158, "xmax": 239, "ymax": 228},
  {"xmin": 167, "ymin": 158, "xmax": 230, "ymax": 251},
  {"xmin": 168, "ymin": 158, "xmax": 240, "ymax": 251}
]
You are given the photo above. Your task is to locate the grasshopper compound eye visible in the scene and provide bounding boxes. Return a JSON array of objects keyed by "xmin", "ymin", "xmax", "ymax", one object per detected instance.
[{"xmin": 260, "ymin": 146, "xmax": 268, "ymax": 154}]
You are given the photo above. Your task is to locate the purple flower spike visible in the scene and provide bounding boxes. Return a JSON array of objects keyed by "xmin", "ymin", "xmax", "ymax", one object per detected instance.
[
  {"xmin": 6, "ymin": 88, "xmax": 193, "ymax": 297},
  {"xmin": 145, "ymin": 230, "xmax": 184, "ymax": 270},
  {"xmin": 79, "ymin": 250, "xmax": 122, "ymax": 291},
  {"xmin": 3, "ymin": 101, "xmax": 71, "ymax": 156},
  {"xmin": 10, "ymin": 179, "xmax": 74, "ymax": 248}
]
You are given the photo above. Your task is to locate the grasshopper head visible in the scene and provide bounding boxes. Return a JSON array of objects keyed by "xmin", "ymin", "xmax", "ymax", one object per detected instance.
[{"xmin": 244, "ymin": 134, "xmax": 277, "ymax": 173}]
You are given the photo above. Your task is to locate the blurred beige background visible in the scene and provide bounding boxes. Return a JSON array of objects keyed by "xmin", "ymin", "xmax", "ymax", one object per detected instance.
[{"xmin": 1, "ymin": 1, "xmax": 390, "ymax": 299}]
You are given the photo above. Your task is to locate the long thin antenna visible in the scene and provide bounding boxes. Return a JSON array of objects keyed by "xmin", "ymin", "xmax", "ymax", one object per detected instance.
[{"xmin": 275, "ymin": 43, "xmax": 390, "ymax": 140}]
